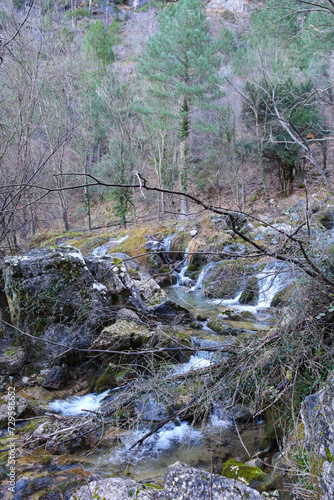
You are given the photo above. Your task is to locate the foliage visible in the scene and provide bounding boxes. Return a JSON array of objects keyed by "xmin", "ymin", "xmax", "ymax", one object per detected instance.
[{"xmin": 84, "ymin": 20, "xmax": 115, "ymax": 67}]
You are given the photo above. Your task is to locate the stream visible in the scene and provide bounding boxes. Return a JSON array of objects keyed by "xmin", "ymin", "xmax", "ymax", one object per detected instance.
[{"xmin": 10, "ymin": 240, "xmax": 293, "ymax": 497}]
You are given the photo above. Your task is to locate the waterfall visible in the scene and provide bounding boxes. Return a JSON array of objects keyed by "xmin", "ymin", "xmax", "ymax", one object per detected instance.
[
  {"xmin": 256, "ymin": 261, "xmax": 292, "ymax": 309},
  {"xmin": 189, "ymin": 262, "xmax": 217, "ymax": 292},
  {"xmin": 92, "ymin": 235, "xmax": 130, "ymax": 257},
  {"xmin": 211, "ymin": 260, "xmax": 293, "ymax": 311},
  {"xmin": 174, "ymin": 245, "xmax": 192, "ymax": 286},
  {"xmin": 161, "ymin": 233, "xmax": 176, "ymax": 263}
]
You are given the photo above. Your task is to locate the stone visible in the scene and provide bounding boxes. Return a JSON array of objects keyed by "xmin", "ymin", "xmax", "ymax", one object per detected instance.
[
  {"xmin": 70, "ymin": 478, "xmax": 155, "ymax": 500},
  {"xmin": 4, "ymin": 247, "xmax": 114, "ymax": 360},
  {"xmin": 239, "ymin": 276, "xmax": 259, "ymax": 305},
  {"xmin": 210, "ymin": 212, "xmax": 247, "ymax": 231},
  {"xmin": 85, "ymin": 252, "xmax": 166, "ymax": 309},
  {"xmin": 190, "ymin": 229, "xmax": 198, "ymax": 237},
  {"xmin": 160, "ymin": 461, "xmax": 262, "ymax": 499},
  {"xmin": 148, "ymin": 299, "xmax": 195, "ymax": 324},
  {"xmin": 0, "ymin": 346, "xmax": 26, "ymax": 375},
  {"xmin": 42, "ymin": 366, "xmax": 69, "ymax": 390},
  {"xmin": 0, "ymin": 394, "xmax": 30, "ymax": 427},
  {"xmin": 90, "ymin": 319, "xmax": 154, "ymax": 354},
  {"xmin": 301, "ymin": 370, "xmax": 334, "ymax": 499},
  {"xmin": 116, "ymin": 308, "xmax": 140, "ymax": 323}
]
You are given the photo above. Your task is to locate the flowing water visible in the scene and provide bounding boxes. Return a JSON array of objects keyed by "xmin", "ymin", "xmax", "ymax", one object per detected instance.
[{"xmin": 92, "ymin": 235, "xmax": 130, "ymax": 256}]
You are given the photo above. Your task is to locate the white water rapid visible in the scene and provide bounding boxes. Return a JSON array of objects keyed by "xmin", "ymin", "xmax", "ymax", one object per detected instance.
[{"xmin": 48, "ymin": 390, "xmax": 110, "ymax": 416}]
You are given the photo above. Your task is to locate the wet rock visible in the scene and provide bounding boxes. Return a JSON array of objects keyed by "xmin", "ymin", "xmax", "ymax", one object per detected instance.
[
  {"xmin": 301, "ymin": 370, "xmax": 334, "ymax": 498},
  {"xmin": 239, "ymin": 276, "xmax": 259, "ymax": 305},
  {"xmin": 70, "ymin": 478, "xmax": 155, "ymax": 500},
  {"xmin": 203, "ymin": 260, "xmax": 253, "ymax": 299},
  {"xmin": 135, "ymin": 394, "xmax": 168, "ymax": 422},
  {"xmin": 0, "ymin": 346, "xmax": 26, "ymax": 375},
  {"xmin": 160, "ymin": 461, "xmax": 262, "ymax": 499},
  {"xmin": 149, "ymin": 299, "xmax": 195, "ymax": 324},
  {"xmin": 270, "ymin": 283, "xmax": 295, "ymax": 308},
  {"xmin": 0, "ymin": 394, "xmax": 30, "ymax": 427},
  {"xmin": 42, "ymin": 366, "xmax": 69, "ymax": 390}
]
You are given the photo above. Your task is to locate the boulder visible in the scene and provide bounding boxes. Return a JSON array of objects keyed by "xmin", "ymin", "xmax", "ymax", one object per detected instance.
[
  {"xmin": 70, "ymin": 462, "xmax": 264, "ymax": 500},
  {"xmin": 0, "ymin": 346, "xmax": 26, "ymax": 375},
  {"xmin": 4, "ymin": 247, "xmax": 114, "ymax": 352},
  {"xmin": 42, "ymin": 366, "xmax": 69, "ymax": 390},
  {"xmin": 70, "ymin": 478, "xmax": 154, "ymax": 500},
  {"xmin": 85, "ymin": 252, "xmax": 166, "ymax": 309},
  {"xmin": 301, "ymin": 370, "xmax": 334, "ymax": 498},
  {"xmin": 149, "ymin": 299, "xmax": 195, "ymax": 324},
  {"xmin": 90, "ymin": 319, "xmax": 155, "ymax": 354},
  {"xmin": 203, "ymin": 260, "xmax": 253, "ymax": 299},
  {"xmin": 159, "ymin": 461, "xmax": 262, "ymax": 499},
  {"xmin": 210, "ymin": 213, "xmax": 248, "ymax": 231},
  {"xmin": 239, "ymin": 276, "xmax": 259, "ymax": 305},
  {"xmin": 116, "ymin": 308, "xmax": 140, "ymax": 323}
]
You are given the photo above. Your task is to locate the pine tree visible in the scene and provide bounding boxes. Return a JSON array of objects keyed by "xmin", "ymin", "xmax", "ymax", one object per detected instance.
[{"xmin": 138, "ymin": 0, "xmax": 221, "ymax": 215}]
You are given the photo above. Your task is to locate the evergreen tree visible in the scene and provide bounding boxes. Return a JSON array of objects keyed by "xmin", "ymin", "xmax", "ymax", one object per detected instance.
[
  {"xmin": 137, "ymin": 0, "xmax": 221, "ymax": 215},
  {"xmin": 84, "ymin": 20, "xmax": 115, "ymax": 69}
]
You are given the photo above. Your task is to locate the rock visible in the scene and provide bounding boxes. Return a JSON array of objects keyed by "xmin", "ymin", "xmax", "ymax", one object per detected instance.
[
  {"xmin": 116, "ymin": 308, "xmax": 140, "ymax": 323},
  {"xmin": 90, "ymin": 319, "xmax": 154, "ymax": 355},
  {"xmin": 245, "ymin": 458, "xmax": 263, "ymax": 469},
  {"xmin": 42, "ymin": 366, "xmax": 69, "ymax": 390},
  {"xmin": 70, "ymin": 478, "xmax": 154, "ymax": 500},
  {"xmin": 149, "ymin": 299, "xmax": 195, "ymax": 324},
  {"xmin": 239, "ymin": 276, "xmax": 259, "ymax": 305},
  {"xmin": 190, "ymin": 229, "xmax": 198, "ymax": 237},
  {"xmin": 313, "ymin": 208, "xmax": 334, "ymax": 230},
  {"xmin": 135, "ymin": 394, "xmax": 168, "ymax": 422},
  {"xmin": 301, "ymin": 370, "xmax": 334, "ymax": 498},
  {"xmin": 222, "ymin": 459, "xmax": 266, "ymax": 487},
  {"xmin": 270, "ymin": 283, "xmax": 295, "ymax": 308},
  {"xmin": 0, "ymin": 346, "xmax": 26, "ymax": 375},
  {"xmin": 0, "ymin": 394, "xmax": 30, "ymax": 427},
  {"xmin": 85, "ymin": 252, "xmax": 148, "ymax": 312},
  {"xmin": 85, "ymin": 252, "xmax": 166, "ymax": 309},
  {"xmin": 207, "ymin": 315, "xmax": 243, "ymax": 336},
  {"xmin": 210, "ymin": 212, "xmax": 248, "ymax": 231},
  {"xmin": 203, "ymin": 260, "xmax": 253, "ymax": 299},
  {"xmin": 160, "ymin": 461, "xmax": 262, "ymax": 499},
  {"xmin": 4, "ymin": 247, "xmax": 114, "ymax": 360}
]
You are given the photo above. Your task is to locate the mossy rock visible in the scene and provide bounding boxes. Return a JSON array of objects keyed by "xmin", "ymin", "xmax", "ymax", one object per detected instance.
[
  {"xmin": 270, "ymin": 283, "xmax": 295, "ymax": 308},
  {"xmin": 95, "ymin": 364, "xmax": 118, "ymax": 393},
  {"xmin": 221, "ymin": 460, "xmax": 266, "ymax": 485},
  {"xmin": 204, "ymin": 260, "xmax": 253, "ymax": 299},
  {"xmin": 239, "ymin": 276, "xmax": 259, "ymax": 305}
]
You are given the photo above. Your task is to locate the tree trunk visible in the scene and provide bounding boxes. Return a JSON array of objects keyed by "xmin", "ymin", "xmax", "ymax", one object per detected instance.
[
  {"xmin": 179, "ymin": 98, "xmax": 190, "ymax": 217},
  {"xmin": 0, "ymin": 258, "xmax": 11, "ymax": 327}
]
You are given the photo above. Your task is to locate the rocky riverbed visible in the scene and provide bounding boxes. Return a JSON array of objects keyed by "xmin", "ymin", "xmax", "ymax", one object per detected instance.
[{"xmin": 1, "ymin": 215, "xmax": 334, "ymax": 499}]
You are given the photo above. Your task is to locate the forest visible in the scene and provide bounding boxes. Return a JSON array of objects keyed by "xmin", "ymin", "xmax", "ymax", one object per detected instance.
[{"xmin": 1, "ymin": 0, "xmax": 334, "ymax": 499}]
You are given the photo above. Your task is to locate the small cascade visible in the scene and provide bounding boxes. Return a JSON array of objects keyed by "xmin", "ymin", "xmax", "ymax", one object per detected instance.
[
  {"xmin": 256, "ymin": 261, "xmax": 292, "ymax": 309},
  {"xmin": 161, "ymin": 233, "xmax": 176, "ymax": 263},
  {"xmin": 92, "ymin": 235, "xmax": 130, "ymax": 257},
  {"xmin": 174, "ymin": 245, "xmax": 192, "ymax": 286},
  {"xmin": 112, "ymin": 421, "xmax": 202, "ymax": 464},
  {"xmin": 47, "ymin": 390, "xmax": 110, "ymax": 416},
  {"xmin": 189, "ymin": 262, "xmax": 217, "ymax": 292}
]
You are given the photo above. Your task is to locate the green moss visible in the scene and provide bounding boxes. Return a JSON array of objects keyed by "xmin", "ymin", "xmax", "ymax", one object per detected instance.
[
  {"xmin": 221, "ymin": 460, "xmax": 266, "ymax": 484},
  {"xmin": 95, "ymin": 364, "xmax": 118, "ymax": 393}
]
